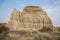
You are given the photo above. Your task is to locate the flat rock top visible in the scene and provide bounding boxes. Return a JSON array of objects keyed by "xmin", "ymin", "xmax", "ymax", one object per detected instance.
[
  {"xmin": 23, "ymin": 6, "xmax": 42, "ymax": 12},
  {"xmin": 25, "ymin": 6, "xmax": 40, "ymax": 8}
]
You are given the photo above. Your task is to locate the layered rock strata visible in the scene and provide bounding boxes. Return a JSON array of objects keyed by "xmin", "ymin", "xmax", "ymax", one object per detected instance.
[{"xmin": 8, "ymin": 6, "xmax": 53, "ymax": 30}]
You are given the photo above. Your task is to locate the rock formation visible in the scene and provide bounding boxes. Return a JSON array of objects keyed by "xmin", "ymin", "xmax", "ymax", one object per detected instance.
[
  {"xmin": 8, "ymin": 6, "xmax": 53, "ymax": 31},
  {"xmin": 0, "ymin": 6, "xmax": 60, "ymax": 40}
]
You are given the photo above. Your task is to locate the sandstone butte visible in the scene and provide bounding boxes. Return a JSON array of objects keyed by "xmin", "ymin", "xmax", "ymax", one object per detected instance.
[
  {"xmin": 6, "ymin": 6, "xmax": 55, "ymax": 31},
  {"xmin": 0, "ymin": 6, "xmax": 60, "ymax": 40}
]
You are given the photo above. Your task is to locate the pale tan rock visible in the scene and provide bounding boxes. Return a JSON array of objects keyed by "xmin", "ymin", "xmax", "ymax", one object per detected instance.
[{"xmin": 8, "ymin": 6, "xmax": 53, "ymax": 31}]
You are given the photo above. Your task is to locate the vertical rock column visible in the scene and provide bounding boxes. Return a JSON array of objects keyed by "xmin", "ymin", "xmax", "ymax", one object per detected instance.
[{"xmin": 8, "ymin": 8, "xmax": 20, "ymax": 30}]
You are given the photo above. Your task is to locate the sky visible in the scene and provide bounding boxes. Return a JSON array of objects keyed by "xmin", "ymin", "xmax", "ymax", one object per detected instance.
[{"xmin": 0, "ymin": 0, "xmax": 60, "ymax": 27}]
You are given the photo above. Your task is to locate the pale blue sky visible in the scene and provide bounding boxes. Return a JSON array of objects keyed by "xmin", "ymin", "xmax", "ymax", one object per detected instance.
[{"xmin": 0, "ymin": 0, "xmax": 60, "ymax": 27}]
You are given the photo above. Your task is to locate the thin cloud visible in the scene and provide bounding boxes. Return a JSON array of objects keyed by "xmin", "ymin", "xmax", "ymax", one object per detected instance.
[{"xmin": 45, "ymin": 7, "xmax": 60, "ymax": 27}]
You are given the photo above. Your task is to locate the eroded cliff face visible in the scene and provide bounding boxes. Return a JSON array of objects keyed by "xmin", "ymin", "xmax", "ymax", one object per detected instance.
[{"xmin": 8, "ymin": 6, "xmax": 53, "ymax": 30}]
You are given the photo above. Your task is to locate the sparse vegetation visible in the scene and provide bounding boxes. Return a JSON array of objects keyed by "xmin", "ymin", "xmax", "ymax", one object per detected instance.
[
  {"xmin": 0, "ymin": 26, "xmax": 10, "ymax": 33},
  {"xmin": 58, "ymin": 27, "xmax": 60, "ymax": 31},
  {"xmin": 38, "ymin": 27, "xmax": 53, "ymax": 32}
]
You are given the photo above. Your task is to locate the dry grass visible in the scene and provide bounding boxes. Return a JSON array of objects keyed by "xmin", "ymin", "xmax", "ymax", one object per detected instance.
[{"xmin": 0, "ymin": 30, "xmax": 60, "ymax": 40}]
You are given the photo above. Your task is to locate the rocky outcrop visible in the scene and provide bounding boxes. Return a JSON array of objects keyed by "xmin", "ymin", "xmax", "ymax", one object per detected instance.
[
  {"xmin": 8, "ymin": 6, "xmax": 53, "ymax": 31},
  {"xmin": 0, "ymin": 6, "xmax": 60, "ymax": 40}
]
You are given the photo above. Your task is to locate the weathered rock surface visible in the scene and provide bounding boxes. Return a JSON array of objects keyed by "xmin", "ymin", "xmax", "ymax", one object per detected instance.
[{"xmin": 8, "ymin": 6, "xmax": 53, "ymax": 30}]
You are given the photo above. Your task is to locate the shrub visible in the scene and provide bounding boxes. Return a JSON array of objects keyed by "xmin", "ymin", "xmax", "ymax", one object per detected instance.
[{"xmin": 0, "ymin": 25, "xmax": 9, "ymax": 33}]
